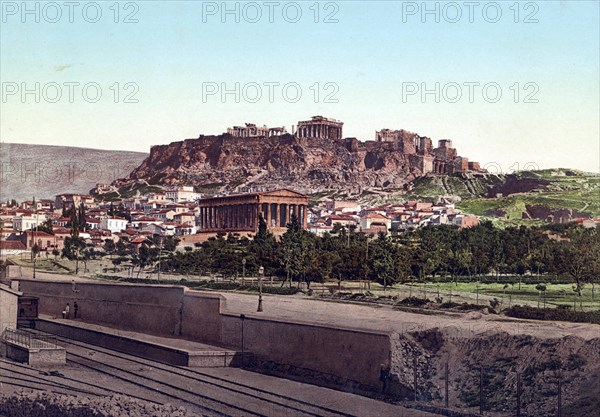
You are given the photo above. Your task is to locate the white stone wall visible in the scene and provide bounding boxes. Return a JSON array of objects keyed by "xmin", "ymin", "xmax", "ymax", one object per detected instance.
[{"xmin": 0, "ymin": 285, "xmax": 20, "ymax": 334}]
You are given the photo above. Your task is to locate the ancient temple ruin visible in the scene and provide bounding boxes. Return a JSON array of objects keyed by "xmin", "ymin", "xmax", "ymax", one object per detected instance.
[
  {"xmin": 296, "ymin": 116, "xmax": 343, "ymax": 139},
  {"xmin": 197, "ymin": 189, "xmax": 308, "ymax": 235},
  {"xmin": 227, "ymin": 123, "xmax": 287, "ymax": 138},
  {"xmin": 376, "ymin": 129, "xmax": 483, "ymax": 175},
  {"xmin": 224, "ymin": 116, "xmax": 484, "ymax": 175}
]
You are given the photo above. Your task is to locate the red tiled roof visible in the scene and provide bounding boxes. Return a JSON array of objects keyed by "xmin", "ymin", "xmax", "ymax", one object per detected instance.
[
  {"xmin": 0, "ymin": 241, "xmax": 26, "ymax": 250},
  {"xmin": 25, "ymin": 231, "xmax": 54, "ymax": 238},
  {"xmin": 362, "ymin": 213, "xmax": 390, "ymax": 220}
]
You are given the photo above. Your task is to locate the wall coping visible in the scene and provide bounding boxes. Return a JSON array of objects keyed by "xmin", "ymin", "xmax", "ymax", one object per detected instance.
[
  {"xmin": 220, "ymin": 311, "xmax": 393, "ymax": 338},
  {"xmin": 17, "ymin": 278, "xmax": 187, "ymax": 291}
]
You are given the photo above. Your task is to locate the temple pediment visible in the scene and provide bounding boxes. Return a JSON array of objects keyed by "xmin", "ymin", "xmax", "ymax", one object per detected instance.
[{"xmin": 257, "ymin": 189, "xmax": 308, "ymax": 198}]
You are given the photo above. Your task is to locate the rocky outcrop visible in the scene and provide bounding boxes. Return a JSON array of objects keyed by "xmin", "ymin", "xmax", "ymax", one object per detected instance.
[
  {"xmin": 523, "ymin": 205, "xmax": 592, "ymax": 223},
  {"xmin": 113, "ymin": 134, "xmax": 474, "ymax": 195},
  {"xmin": 388, "ymin": 329, "xmax": 600, "ymax": 416},
  {"xmin": 486, "ymin": 174, "xmax": 551, "ymax": 197},
  {"xmin": 0, "ymin": 392, "xmax": 205, "ymax": 417}
]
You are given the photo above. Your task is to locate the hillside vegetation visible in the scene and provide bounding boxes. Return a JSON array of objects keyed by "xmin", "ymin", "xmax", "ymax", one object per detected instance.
[{"xmin": 457, "ymin": 169, "xmax": 600, "ymax": 225}]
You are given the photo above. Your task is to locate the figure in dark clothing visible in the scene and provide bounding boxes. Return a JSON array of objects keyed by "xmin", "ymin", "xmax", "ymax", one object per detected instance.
[
  {"xmin": 380, "ymin": 365, "xmax": 390, "ymax": 394},
  {"xmin": 73, "ymin": 302, "xmax": 79, "ymax": 319}
]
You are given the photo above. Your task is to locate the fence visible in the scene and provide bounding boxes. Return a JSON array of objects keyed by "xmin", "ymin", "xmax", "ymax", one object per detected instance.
[{"xmin": 1, "ymin": 327, "xmax": 59, "ymax": 349}]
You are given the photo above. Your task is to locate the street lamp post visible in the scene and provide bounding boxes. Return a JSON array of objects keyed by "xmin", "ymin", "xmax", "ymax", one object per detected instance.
[
  {"xmin": 32, "ymin": 248, "xmax": 36, "ymax": 279},
  {"xmin": 157, "ymin": 236, "xmax": 163, "ymax": 281},
  {"xmin": 242, "ymin": 258, "xmax": 246, "ymax": 285},
  {"xmin": 257, "ymin": 265, "xmax": 264, "ymax": 312}
]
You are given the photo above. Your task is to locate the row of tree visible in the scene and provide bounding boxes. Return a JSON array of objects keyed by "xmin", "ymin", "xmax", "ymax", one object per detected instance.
[
  {"xmin": 58, "ymin": 214, "xmax": 599, "ymax": 291},
  {"xmin": 157, "ymin": 217, "xmax": 599, "ymax": 290}
]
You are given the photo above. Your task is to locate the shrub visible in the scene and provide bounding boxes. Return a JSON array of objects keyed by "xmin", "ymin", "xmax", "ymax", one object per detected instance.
[
  {"xmin": 397, "ymin": 296, "xmax": 429, "ymax": 307},
  {"xmin": 505, "ymin": 305, "xmax": 600, "ymax": 324}
]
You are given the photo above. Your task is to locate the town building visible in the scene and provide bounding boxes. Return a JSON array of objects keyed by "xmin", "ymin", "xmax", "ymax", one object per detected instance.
[
  {"xmin": 359, "ymin": 213, "xmax": 392, "ymax": 232},
  {"xmin": 165, "ymin": 186, "xmax": 201, "ymax": 203},
  {"xmin": 12, "ymin": 215, "xmax": 45, "ymax": 232},
  {"xmin": 100, "ymin": 217, "xmax": 129, "ymax": 233},
  {"xmin": 0, "ymin": 240, "xmax": 27, "ymax": 256},
  {"xmin": 19, "ymin": 230, "xmax": 55, "ymax": 251},
  {"xmin": 54, "ymin": 194, "xmax": 95, "ymax": 210},
  {"xmin": 323, "ymin": 200, "xmax": 361, "ymax": 213}
]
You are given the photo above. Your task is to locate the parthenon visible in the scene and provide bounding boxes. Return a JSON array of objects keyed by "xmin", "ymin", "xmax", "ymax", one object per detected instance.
[
  {"xmin": 198, "ymin": 189, "xmax": 309, "ymax": 235},
  {"xmin": 296, "ymin": 116, "xmax": 343, "ymax": 139}
]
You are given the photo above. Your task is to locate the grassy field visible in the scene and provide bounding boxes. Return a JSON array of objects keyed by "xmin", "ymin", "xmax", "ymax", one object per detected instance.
[
  {"xmin": 311, "ymin": 280, "xmax": 600, "ymax": 312},
  {"xmin": 420, "ymin": 281, "xmax": 599, "ymax": 312},
  {"xmin": 8, "ymin": 256, "xmax": 126, "ymax": 276}
]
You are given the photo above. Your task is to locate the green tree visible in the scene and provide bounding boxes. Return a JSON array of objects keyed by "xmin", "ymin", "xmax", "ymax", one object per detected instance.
[
  {"xmin": 62, "ymin": 236, "xmax": 86, "ymax": 274},
  {"xmin": 280, "ymin": 214, "xmax": 313, "ymax": 287},
  {"xmin": 37, "ymin": 219, "xmax": 54, "ymax": 235},
  {"xmin": 368, "ymin": 233, "xmax": 396, "ymax": 290},
  {"xmin": 554, "ymin": 228, "xmax": 599, "ymax": 310},
  {"xmin": 249, "ymin": 215, "xmax": 278, "ymax": 277},
  {"xmin": 103, "ymin": 240, "xmax": 116, "ymax": 259}
]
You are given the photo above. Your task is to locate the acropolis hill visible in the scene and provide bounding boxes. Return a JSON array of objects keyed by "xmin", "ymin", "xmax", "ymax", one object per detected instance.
[{"xmin": 107, "ymin": 116, "xmax": 486, "ymax": 196}]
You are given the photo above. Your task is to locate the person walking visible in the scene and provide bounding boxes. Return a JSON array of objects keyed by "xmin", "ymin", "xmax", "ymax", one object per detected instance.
[
  {"xmin": 73, "ymin": 302, "xmax": 79, "ymax": 319},
  {"xmin": 379, "ymin": 364, "xmax": 390, "ymax": 395},
  {"xmin": 65, "ymin": 303, "xmax": 70, "ymax": 319}
]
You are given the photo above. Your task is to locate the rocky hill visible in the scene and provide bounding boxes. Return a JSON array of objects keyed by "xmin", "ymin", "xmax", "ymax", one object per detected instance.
[
  {"xmin": 0, "ymin": 143, "xmax": 147, "ymax": 201},
  {"xmin": 86, "ymin": 133, "xmax": 598, "ymax": 226},
  {"xmin": 106, "ymin": 133, "xmax": 479, "ymax": 198}
]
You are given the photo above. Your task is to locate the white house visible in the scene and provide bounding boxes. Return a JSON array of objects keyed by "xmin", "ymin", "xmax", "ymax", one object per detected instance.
[
  {"xmin": 100, "ymin": 217, "xmax": 129, "ymax": 233},
  {"xmin": 359, "ymin": 213, "xmax": 392, "ymax": 231},
  {"xmin": 12, "ymin": 215, "xmax": 45, "ymax": 232},
  {"xmin": 165, "ymin": 186, "xmax": 201, "ymax": 203}
]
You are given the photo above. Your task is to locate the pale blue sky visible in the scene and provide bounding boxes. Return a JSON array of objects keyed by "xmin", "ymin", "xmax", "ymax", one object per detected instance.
[{"xmin": 1, "ymin": 1, "xmax": 598, "ymax": 173}]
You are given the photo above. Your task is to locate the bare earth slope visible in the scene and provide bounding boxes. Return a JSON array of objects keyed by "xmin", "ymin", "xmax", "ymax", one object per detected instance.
[{"xmin": 0, "ymin": 143, "xmax": 147, "ymax": 201}]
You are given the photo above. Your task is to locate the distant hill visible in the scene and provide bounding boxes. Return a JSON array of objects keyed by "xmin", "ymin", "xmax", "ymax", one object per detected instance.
[
  {"xmin": 456, "ymin": 169, "xmax": 600, "ymax": 225},
  {"xmin": 357, "ymin": 169, "xmax": 599, "ymax": 226},
  {"xmin": 0, "ymin": 143, "xmax": 147, "ymax": 201}
]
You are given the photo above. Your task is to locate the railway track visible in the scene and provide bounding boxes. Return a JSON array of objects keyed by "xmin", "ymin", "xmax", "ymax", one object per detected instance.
[
  {"xmin": 20, "ymin": 329, "xmax": 363, "ymax": 417},
  {"xmin": 0, "ymin": 358, "xmax": 160, "ymax": 403}
]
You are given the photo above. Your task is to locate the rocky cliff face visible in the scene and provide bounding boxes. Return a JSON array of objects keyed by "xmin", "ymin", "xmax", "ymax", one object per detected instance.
[{"xmin": 117, "ymin": 134, "xmax": 434, "ymax": 194}]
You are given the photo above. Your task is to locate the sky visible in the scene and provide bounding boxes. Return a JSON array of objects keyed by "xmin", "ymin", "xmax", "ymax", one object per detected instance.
[{"xmin": 1, "ymin": 0, "xmax": 599, "ymax": 174}]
